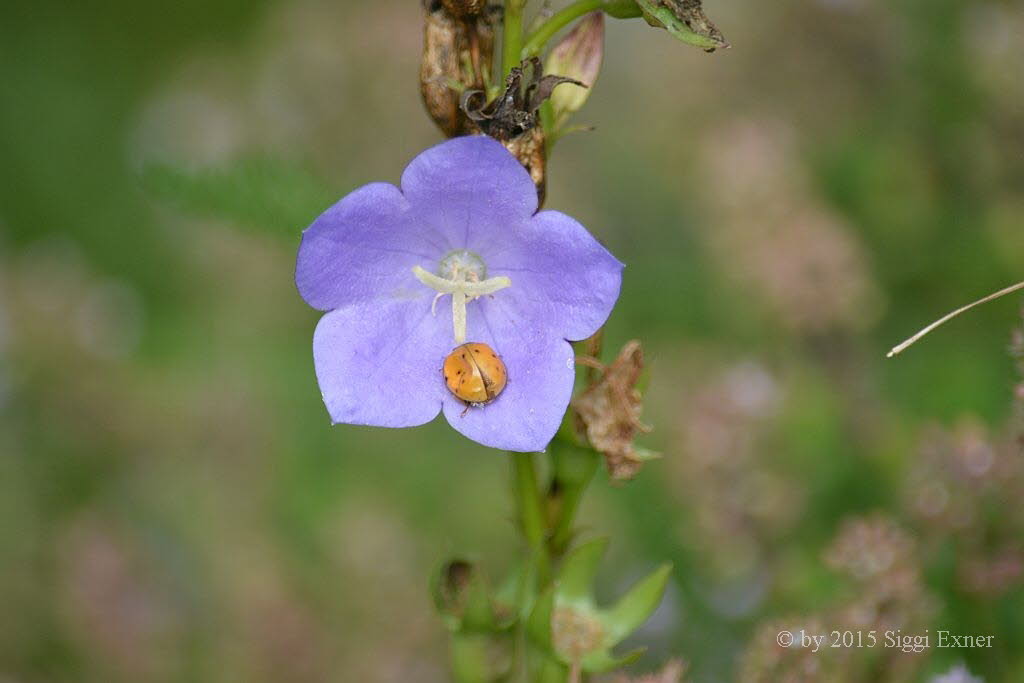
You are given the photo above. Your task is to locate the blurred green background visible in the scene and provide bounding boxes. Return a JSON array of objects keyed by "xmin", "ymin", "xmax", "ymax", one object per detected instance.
[{"xmin": 2, "ymin": 0, "xmax": 1023, "ymax": 681}]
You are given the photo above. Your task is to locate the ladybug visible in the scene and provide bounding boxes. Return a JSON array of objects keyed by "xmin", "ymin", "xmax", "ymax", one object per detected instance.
[{"xmin": 443, "ymin": 342, "xmax": 507, "ymax": 408}]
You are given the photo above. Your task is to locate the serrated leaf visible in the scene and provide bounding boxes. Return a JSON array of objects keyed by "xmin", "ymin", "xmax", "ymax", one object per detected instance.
[
  {"xmin": 601, "ymin": 563, "xmax": 672, "ymax": 646},
  {"xmin": 141, "ymin": 157, "xmax": 335, "ymax": 236},
  {"xmin": 557, "ymin": 538, "xmax": 609, "ymax": 606}
]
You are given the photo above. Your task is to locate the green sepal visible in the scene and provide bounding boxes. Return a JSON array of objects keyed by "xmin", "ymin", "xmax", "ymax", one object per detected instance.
[{"xmin": 601, "ymin": 563, "xmax": 672, "ymax": 647}]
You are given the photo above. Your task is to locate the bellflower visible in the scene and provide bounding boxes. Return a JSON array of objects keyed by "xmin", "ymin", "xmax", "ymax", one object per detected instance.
[{"xmin": 295, "ymin": 136, "xmax": 622, "ymax": 452}]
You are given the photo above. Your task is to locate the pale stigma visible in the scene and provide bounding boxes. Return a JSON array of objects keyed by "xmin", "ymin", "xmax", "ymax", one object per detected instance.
[{"xmin": 412, "ymin": 264, "xmax": 510, "ymax": 344}]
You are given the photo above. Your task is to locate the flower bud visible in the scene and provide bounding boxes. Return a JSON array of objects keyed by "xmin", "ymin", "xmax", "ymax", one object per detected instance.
[
  {"xmin": 544, "ymin": 12, "xmax": 604, "ymax": 129},
  {"xmin": 421, "ymin": 2, "xmax": 495, "ymax": 137}
]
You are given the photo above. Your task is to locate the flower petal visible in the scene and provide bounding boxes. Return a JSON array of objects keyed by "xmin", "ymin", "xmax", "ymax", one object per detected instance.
[
  {"xmin": 313, "ymin": 297, "xmax": 451, "ymax": 428},
  {"xmin": 442, "ymin": 296, "xmax": 576, "ymax": 452},
  {"xmin": 488, "ymin": 209, "xmax": 623, "ymax": 341},
  {"xmin": 400, "ymin": 136, "xmax": 539, "ymax": 253},
  {"xmin": 296, "ymin": 182, "xmax": 449, "ymax": 311}
]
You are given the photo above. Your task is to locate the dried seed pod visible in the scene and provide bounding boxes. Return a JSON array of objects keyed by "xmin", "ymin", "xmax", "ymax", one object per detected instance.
[
  {"xmin": 502, "ymin": 126, "xmax": 547, "ymax": 205},
  {"xmin": 440, "ymin": 0, "xmax": 486, "ymax": 17},
  {"xmin": 420, "ymin": 1, "xmax": 494, "ymax": 137},
  {"xmin": 573, "ymin": 340, "xmax": 655, "ymax": 482}
]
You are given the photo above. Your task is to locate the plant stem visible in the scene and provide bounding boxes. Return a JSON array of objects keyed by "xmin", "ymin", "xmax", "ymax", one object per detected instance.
[
  {"xmin": 548, "ymin": 443, "xmax": 600, "ymax": 556},
  {"xmin": 521, "ymin": 0, "xmax": 642, "ymax": 58},
  {"xmin": 503, "ymin": 0, "xmax": 527, "ymax": 78},
  {"xmin": 512, "ymin": 451, "xmax": 550, "ymax": 582}
]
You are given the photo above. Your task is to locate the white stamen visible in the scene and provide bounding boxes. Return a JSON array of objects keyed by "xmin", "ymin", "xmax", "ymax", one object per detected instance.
[{"xmin": 412, "ymin": 264, "xmax": 511, "ymax": 343}]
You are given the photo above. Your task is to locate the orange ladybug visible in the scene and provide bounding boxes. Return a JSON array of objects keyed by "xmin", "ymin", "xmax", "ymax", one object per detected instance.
[{"xmin": 443, "ymin": 342, "xmax": 507, "ymax": 407}]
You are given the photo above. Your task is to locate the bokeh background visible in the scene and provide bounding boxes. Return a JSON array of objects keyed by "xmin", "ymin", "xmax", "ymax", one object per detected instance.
[{"xmin": 2, "ymin": 0, "xmax": 1023, "ymax": 681}]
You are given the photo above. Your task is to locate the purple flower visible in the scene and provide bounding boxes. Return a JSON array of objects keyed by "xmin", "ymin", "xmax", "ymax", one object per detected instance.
[{"xmin": 295, "ymin": 136, "xmax": 622, "ymax": 452}]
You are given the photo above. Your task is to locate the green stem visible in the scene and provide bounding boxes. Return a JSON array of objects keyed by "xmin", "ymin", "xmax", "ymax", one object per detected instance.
[
  {"xmin": 521, "ymin": 0, "xmax": 642, "ymax": 59},
  {"xmin": 512, "ymin": 452, "xmax": 550, "ymax": 582},
  {"xmin": 548, "ymin": 443, "xmax": 600, "ymax": 556},
  {"xmin": 502, "ymin": 0, "xmax": 527, "ymax": 78}
]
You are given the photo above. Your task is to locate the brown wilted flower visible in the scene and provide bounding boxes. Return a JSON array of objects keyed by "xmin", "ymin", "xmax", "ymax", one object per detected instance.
[
  {"xmin": 573, "ymin": 340, "xmax": 655, "ymax": 482},
  {"xmin": 420, "ymin": 1, "xmax": 494, "ymax": 137},
  {"xmin": 639, "ymin": 0, "xmax": 729, "ymax": 52},
  {"xmin": 462, "ymin": 57, "xmax": 583, "ymax": 203}
]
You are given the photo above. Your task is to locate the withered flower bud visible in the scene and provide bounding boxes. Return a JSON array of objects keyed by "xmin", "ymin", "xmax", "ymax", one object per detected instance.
[
  {"xmin": 461, "ymin": 57, "xmax": 583, "ymax": 204},
  {"xmin": 552, "ymin": 606, "xmax": 605, "ymax": 662},
  {"xmin": 636, "ymin": 0, "xmax": 728, "ymax": 52},
  {"xmin": 545, "ymin": 12, "xmax": 604, "ymax": 130},
  {"xmin": 421, "ymin": 1, "xmax": 494, "ymax": 137},
  {"xmin": 440, "ymin": 0, "xmax": 486, "ymax": 18},
  {"xmin": 573, "ymin": 340, "xmax": 656, "ymax": 481},
  {"xmin": 502, "ymin": 126, "xmax": 546, "ymax": 204}
]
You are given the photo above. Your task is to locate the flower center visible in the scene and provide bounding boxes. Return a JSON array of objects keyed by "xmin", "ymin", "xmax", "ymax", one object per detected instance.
[{"xmin": 413, "ymin": 250, "xmax": 511, "ymax": 344}]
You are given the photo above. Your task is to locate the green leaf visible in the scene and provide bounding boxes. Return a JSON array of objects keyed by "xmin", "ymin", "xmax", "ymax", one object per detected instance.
[
  {"xmin": 527, "ymin": 586, "xmax": 557, "ymax": 649},
  {"xmin": 634, "ymin": 0, "xmax": 728, "ymax": 51},
  {"xmin": 450, "ymin": 633, "xmax": 512, "ymax": 683},
  {"xmin": 580, "ymin": 647, "xmax": 646, "ymax": 673},
  {"xmin": 141, "ymin": 157, "xmax": 335, "ymax": 237},
  {"xmin": 557, "ymin": 538, "xmax": 608, "ymax": 606},
  {"xmin": 601, "ymin": 563, "xmax": 672, "ymax": 646},
  {"xmin": 534, "ymin": 655, "xmax": 570, "ymax": 683}
]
